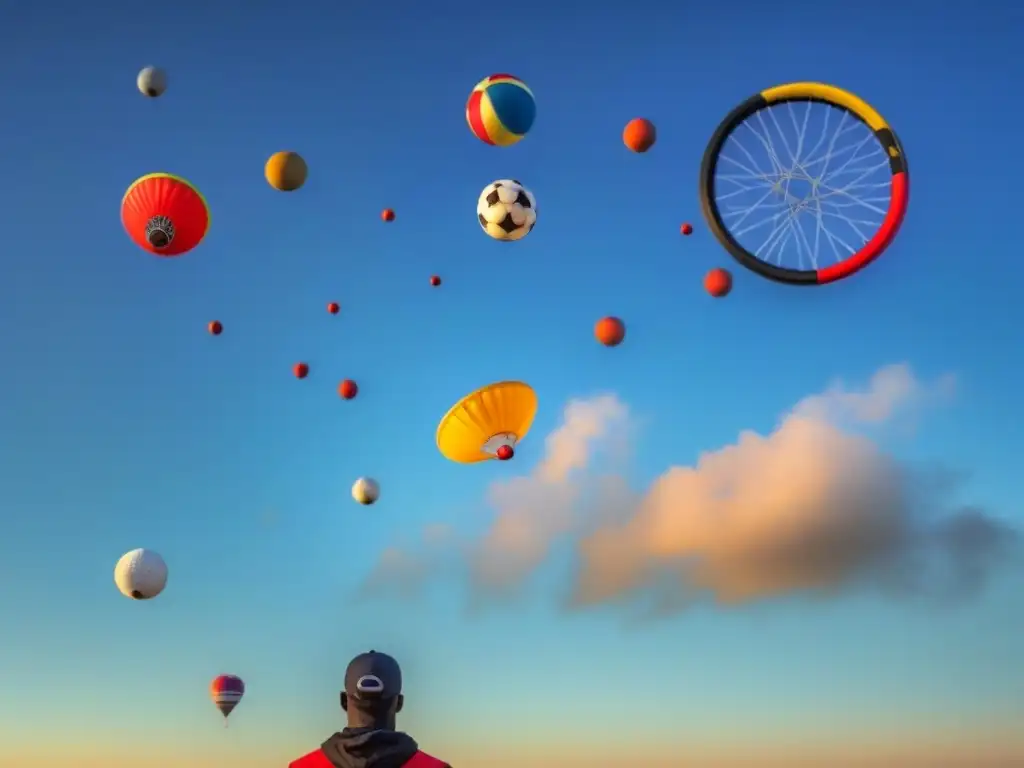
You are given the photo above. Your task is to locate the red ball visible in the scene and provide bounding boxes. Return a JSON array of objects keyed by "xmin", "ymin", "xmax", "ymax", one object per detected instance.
[
  {"xmin": 680, "ymin": 223, "xmax": 693, "ymax": 236},
  {"xmin": 338, "ymin": 379, "xmax": 358, "ymax": 399},
  {"xmin": 208, "ymin": 320, "xmax": 223, "ymax": 335},
  {"xmin": 704, "ymin": 268, "xmax": 733, "ymax": 298},
  {"xmin": 594, "ymin": 316, "xmax": 625, "ymax": 347},
  {"xmin": 430, "ymin": 275, "xmax": 441, "ymax": 287},
  {"xmin": 496, "ymin": 445, "xmax": 514, "ymax": 461},
  {"xmin": 623, "ymin": 118, "xmax": 656, "ymax": 153},
  {"xmin": 293, "ymin": 362, "xmax": 309, "ymax": 379},
  {"xmin": 381, "ymin": 208, "xmax": 395, "ymax": 222},
  {"xmin": 327, "ymin": 302, "xmax": 339, "ymax": 315}
]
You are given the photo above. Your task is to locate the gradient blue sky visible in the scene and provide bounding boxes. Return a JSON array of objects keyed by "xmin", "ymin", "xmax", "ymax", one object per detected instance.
[{"xmin": 2, "ymin": 2, "xmax": 1023, "ymax": 766}]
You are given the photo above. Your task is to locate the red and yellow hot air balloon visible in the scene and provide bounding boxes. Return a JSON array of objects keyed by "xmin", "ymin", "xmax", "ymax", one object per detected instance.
[
  {"xmin": 210, "ymin": 674, "xmax": 245, "ymax": 726},
  {"xmin": 122, "ymin": 173, "xmax": 210, "ymax": 256}
]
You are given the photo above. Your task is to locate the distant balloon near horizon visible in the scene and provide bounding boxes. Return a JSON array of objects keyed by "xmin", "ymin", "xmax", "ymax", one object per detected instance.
[
  {"xmin": 623, "ymin": 118, "xmax": 656, "ymax": 153},
  {"xmin": 210, "ymin": 675, "xmax": 245, "ymax": 724},
  {"xmin": 466, "ymin": 74, "xmax": 536, "ymax": 146},
  {"xmin": 137, "ymin": 66, "xmax": 167, "ymax": 97},
  {"xmin": 352, "ymin": 477, "xmax": 380, "ymax": 505},
  {"xmin": 265, "ymin": 151, "xmax": 307, "ymax": 191},
  {"xmin": 114, "ymin": 548, "xmax": 167, "ymax": 600}
]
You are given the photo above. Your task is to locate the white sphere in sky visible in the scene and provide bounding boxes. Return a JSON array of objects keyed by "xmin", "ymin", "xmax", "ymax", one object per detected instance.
[
  {"xmin": 137, "ymin": 66, "xmax": 167, "ymax": 97},
  {"xmin": 352, "ymin": 477, "xmax": 380, "ymax": 505},
  {"xmin": 114, "ymin": 548, "xmax": 168, "ymax": 600}
]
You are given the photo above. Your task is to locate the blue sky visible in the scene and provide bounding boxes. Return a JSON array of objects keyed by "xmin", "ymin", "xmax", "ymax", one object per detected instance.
[{"xmin": 1, "ymin": 2, "xmax": 1022, "ymax": 766}]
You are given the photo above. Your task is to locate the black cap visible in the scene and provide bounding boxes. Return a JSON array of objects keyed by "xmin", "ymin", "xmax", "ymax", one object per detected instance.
[{"xmin": 345, "ymin": 650, "xmax": 402, "ymax": 701}]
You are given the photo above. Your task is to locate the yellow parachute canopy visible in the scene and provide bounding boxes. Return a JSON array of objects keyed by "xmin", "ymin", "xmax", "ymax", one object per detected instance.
[{"xmin": 436, "ymin": 381, "xmax": 538, "ymax": 463}]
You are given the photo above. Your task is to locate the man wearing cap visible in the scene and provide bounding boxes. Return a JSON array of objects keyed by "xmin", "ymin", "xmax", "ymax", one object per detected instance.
[{"xmin": 288, "ymin": 650, "xmax": 451, "ymax": 768}]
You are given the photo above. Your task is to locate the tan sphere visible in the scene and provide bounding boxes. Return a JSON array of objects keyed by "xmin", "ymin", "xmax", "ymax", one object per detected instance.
[{"xmin": 265, "ymin": 151, "xmax": 307, "ymax": 191}]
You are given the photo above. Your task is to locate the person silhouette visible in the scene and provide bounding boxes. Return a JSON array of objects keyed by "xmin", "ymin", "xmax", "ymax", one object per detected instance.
[{"xmin": 289, "ymin": 650, "xmax": 451, "ymax": 768}]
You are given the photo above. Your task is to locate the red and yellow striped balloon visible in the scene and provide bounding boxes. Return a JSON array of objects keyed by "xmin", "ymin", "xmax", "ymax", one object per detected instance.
[{"xmin": 465, "ymin": 74, "xmax": 536, "ymax": 147}]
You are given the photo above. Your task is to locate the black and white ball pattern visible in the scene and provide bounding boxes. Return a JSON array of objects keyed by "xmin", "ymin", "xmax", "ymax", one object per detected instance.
[{"xmin": 477, "ymin": 179, "xmax": 537, "ymax": 242}]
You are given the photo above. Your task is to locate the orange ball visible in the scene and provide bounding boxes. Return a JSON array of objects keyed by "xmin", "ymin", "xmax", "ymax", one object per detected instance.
[
  {"xmin": 680, "ymin": 223, "xmax": 693, "ymax": 236},
  {"xmin": 293, "ymin": 362, "xmax": 309, "ymax": 379},
  {"xmin": 704, "ymin": 268, "xmax": 733, "ymax": 298},
  {"xmin": 264, "ymin": 151, "xmax": 307, "ymax": 191},
  {"xmin": 595, "ymin": 316, "xmax": 626, "ymax": 347},
  {"xmin": 381, "ymin": 208, "xmax": 395, "ymax": 222},
  {"xmin": 327, "ymin": 302, "xmax": 340, "ymax": 315},
  {"xmin": 430, "ymin": 275, "xmax": 441, "ymax": 287},
  {"xmin": 623, "ymin": 118, "xmax": 656, "ymax": 153},
  {"xmin": 208, "ymin": 320, "xmax": 222, "ymax": 335},
  {"xmin": 338, "ymin": 379, "xmax": 358, "ymax": 400}
]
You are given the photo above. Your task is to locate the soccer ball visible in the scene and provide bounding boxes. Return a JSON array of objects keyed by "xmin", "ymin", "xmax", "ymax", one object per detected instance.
[{"xmin": 477, "ymin": 179, "xmax": 537, "ymax": 242}]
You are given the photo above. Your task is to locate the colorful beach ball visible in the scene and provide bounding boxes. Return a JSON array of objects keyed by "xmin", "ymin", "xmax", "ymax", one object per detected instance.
[{"xmin": 466, "ymin": 74, "xmax": 536, "ymax": 147}]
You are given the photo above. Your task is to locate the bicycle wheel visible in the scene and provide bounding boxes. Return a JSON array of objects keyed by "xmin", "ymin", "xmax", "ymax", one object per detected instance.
[{"xmin": 699, "ymin": 82, "xmax": 909, "ymax": 285}]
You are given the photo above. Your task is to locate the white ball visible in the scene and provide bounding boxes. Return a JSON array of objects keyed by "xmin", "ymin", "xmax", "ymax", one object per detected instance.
[
  {"xmin": 352, "ymin": 477, "xmax": 380, "ymax": 505},
  {"xmin": 137, "ymin": 66, "xmax": 167, "ymax": 98},
  {"xmin": 477, "ymin": 179, "xmax": 537, "ymax": 242},
  {"xmin": 114, "ymin": 548, "xmax": 168, "ymax": 600}
]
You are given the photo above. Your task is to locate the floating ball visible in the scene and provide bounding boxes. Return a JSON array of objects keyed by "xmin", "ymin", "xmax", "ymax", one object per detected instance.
[
  {"xmin": 623, "ymin": 118, "xmax": 656, "ymax": 153},
  {"xmin": 265, "ymin": 151, "xmax": 307, "ymax": 191},
  {"xmin": 466, "ymin": 74, "xmax": 536, "ymax": 147},
  {"xmin": 595, "ymin": 316, "xmax": 626, "ymax": 347},
  {"xmin": 705, "ymin": 268, "xmax": 733, "ymax": 298}
]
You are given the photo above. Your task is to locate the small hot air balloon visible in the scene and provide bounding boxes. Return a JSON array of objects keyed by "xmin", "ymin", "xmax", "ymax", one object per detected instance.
[
  {"xmin": 595, "ymin": 317, "xmax": 625, "ymax": 347},
  {"xmin": 339, "ymin": 379, "xmax": 358, "ymax": 400},
  {"xmin": 137, "ymin": 66, "xmax": 167, "ymax": 98},
  {"xmin": 114, "ymin": 548, "xmax": 168, "ymax": 600},
  {"xmin": 680, "ymin": 223, "xmax": 693, "ymax": 236},
  {"xmin": 265, "ymin": 151, "xmax": 307, "ymax": 191},
  {"xmin": 436, "ymin": 381, "xmax": 537, "ymax": 463},
  {"xmin": 327, "ymin": 302, "xmax": 340, "ymax": 315},
  {"xmin": 705, "ymin": 268, "xmax": 733, "ymax": 298},
  {"xmin": 623, "ymin": 118, "xmax": 656, "ymax": 153},
  {"xmin": 293, "ymin": 362, "xmax": 309, "ymax": 379},
  {"xmin": 430, "ymin": 275, "xmax": 441, "ymax": 287},
  {"xmin": 208, "ymin": 320, "xmax": 223, "ymax": 335},
  {"xmin": 210, "ymin": 675, "xmax": 245, "ymax": 726},
  {"xmin": 352, "ymin": 477, "xmax": 380, "ymax": 505},
  {"xmin": 381, "ymin": 208, "xmax": 395, "ymax": 222},
  {"xmin": 122, "ymin": 173, "xmax": 210, "ymax": 256}
]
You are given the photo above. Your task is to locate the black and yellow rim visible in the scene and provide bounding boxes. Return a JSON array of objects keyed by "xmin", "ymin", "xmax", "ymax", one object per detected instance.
[{"xmin": 699, "ymin": 82, "xmax": 909, "ymax": 286}]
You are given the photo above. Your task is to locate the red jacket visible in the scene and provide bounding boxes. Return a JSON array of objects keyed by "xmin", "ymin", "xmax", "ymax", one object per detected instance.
[{"xmin": 289, "ymin": 748, "xmax": 447, "ymax": 768}]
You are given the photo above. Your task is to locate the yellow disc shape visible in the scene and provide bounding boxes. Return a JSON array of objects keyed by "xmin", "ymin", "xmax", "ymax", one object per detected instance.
[
  {"xmin": 265, "ymin": 151, "xmax": 307, "ymax": 191},
  {"xmin": 436, "ymin": 381, "xmax": 538, "ymax": 463}
]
